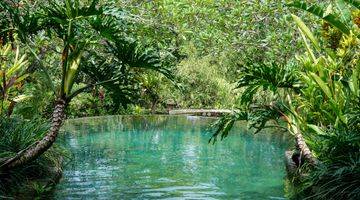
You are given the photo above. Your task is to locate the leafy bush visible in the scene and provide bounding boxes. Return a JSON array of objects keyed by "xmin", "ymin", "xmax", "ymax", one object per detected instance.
[{"xmin": 175, "ymin": 56, "xmax": 238, "ymax": 108}]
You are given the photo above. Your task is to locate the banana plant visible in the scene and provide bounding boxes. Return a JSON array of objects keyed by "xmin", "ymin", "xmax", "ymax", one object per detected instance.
[{"xmin": 0, "ymin": 0, "xmax": 173, "ymax": 170}]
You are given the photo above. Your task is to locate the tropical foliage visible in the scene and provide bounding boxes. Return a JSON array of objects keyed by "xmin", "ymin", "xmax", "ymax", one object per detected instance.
[
  {"xmin": 0, "ymin": 0, "xmax": 359, "ymax": 199},
  {"xmin": 110, "ymin": 0, "xmax": 307, "ymax": 109},
  {"xmin": 211, "ymin": 1, "xmax": 360, "ymax": 199},
  {"xmin": 0, "ymin": 0, "xmax": 173, "ymax": 196}
]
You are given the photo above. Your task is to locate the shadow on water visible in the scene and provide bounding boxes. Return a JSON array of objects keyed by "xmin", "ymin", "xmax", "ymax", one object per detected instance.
[{"xmin": 52, "ymin": 115, "xmax": 291, "ymax": 199}]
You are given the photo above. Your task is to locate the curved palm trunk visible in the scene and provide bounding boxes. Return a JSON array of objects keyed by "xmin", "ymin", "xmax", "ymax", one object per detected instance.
[
  {"xmin": 285, "ymin": 134, "xmax": 318, "ymax": 177},
  {"xmin": 1, "ymin": 99, "xmax": 66, "ymax": 170},
  {"xmin": 295, "ymin": 133, "xmax": 317, "ymax": 166}
]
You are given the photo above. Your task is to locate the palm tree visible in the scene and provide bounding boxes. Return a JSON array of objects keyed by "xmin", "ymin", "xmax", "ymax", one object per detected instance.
[{"xmin": 0, "ymin": 0, "xmax": 173, "ymax": 170}]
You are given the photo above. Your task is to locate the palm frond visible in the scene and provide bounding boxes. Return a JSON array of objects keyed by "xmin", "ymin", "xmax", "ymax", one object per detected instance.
[
  {"xmin": 78, "ymin": 52, "xmax": 140, "ymax": 110},
  {"xmin": 209, "ymin": 111, "xmax": 248, "ymax": 144},
  {"xmin": 90, "ymin": 12, "xmax": 174, "ymax": 80},
  {"xmin": 0, "ymin": 0, "xmax": 43, "ymax": 43},
  {"xmin": 248, "ymin": 103, "xmax": 288, "ymax": 134},
  {"xmin": 209, "ymin": 99, "xmax": 291, "ymax": 143},
  {"xmin": 108, "ymin": 40, "xmax": 173, "ymax": 79},
  {"xmin": 236, "ymin": 61, "xmax": 301, "ymax": 105},
  {"xmin": 288, "ymin": 1, "xmax": 351, "ymax": 35}
]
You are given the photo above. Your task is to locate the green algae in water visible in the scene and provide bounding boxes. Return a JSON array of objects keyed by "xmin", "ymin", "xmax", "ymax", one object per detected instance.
[{"xmin": 53, "ymin": 116, "xmax": 290, "ymax": 199}]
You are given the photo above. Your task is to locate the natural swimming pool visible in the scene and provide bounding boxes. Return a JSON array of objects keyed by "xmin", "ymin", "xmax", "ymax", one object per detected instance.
[{"xmin": 53, "ymin": 115, "xmax": 290, "ymax": 199}]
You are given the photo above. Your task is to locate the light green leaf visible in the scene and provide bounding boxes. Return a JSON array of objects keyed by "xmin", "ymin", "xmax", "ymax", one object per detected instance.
[
  {"xmin": 343, "ymin": 0, "xmax": 360, "ymax": 9},
  {"xmin": 336, "ymin": 0, "xmax": 351, "ymax": 23},
  {"xmin": 309, "ymin": 72, "xmax": 332, "ymax": 99},
  {"xmin": 288, "ymin": 1, "xmax": 351, "ymax": 35},
  {"xmin": 63, "ymin": 50, "xmax": 83, "ymax": 95},
  {"xmin": 349, "ymin": 65, "xmax": 359, "ymax": 96},
  {"xmin": 298, "ymin": 27, "xmax": 316, "ymax": 62},
  {"xmin": 307, "ymin": 124, "xmax": 327, "ymax": 135},
  {"xmin": 12, "ymin": 94, "xmax": 32, "ymax": 102},
  {"xmin": 291, "ymin": 14, "xmax": 321, "ymax": 51}
]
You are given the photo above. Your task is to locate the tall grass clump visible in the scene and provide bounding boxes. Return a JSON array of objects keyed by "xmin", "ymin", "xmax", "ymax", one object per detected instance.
[{"xmin": 0, "ymin": 117, "xmax": 67, "ymax": 198}]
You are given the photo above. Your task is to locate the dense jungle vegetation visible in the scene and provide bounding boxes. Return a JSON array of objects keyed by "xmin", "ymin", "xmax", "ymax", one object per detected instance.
[{"xmin": 0, "ymin": 0, "xmax": 359, "ymax": 199}]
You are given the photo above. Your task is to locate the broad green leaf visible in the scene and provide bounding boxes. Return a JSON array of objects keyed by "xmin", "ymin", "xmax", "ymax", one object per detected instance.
[
  {"xmin": 1, "ymin": 44, "xmax": 11, "ymax": 56},
  {"xmin": 336, "ymin": 0, "xmax": 351, "ymax": 23},
  {"xmin": 307, "ymin": 124, "xmax": 327, "ymax": 135},
  {"xmin": 7, "ymin": 55, "xmax": 28, "ymax": 76},
  {"xmin": 309, "ymin": 72, "xmax": 332, "ymax": 99},
  {"xmin": 298, "ymin": 27, "xmax": 316, "ymax": 62},
  {"xmin": 343, "ymin": 0, "xmax": 360, "ymax": 9},
  {"xmin": 64, "ymin": 50, "xmax": 83, "ymax": 95},
  {"xmin": 325, "ymin": 4, "xmax": 333, "ymax": 16},
  {"xmin": 6, "ymin": 63, "xmax": 25, "ymax": 76},
  {"xmin": 349, "ymin": 65, "xmax": 359, "ymax": 96},
  {"xmin": 12, "ymin": 94, "xmax": 32, "ymax": 102},
  {"xmin": 288, "ymin": 1, "xmax": 351, "ymax": 35},
  {"xmin": 291, "ymin": 14, "xmax": 321, "ymax": 51}
]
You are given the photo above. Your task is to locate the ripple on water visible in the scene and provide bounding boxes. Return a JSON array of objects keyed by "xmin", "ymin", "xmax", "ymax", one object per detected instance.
[{"xmin": 53, "ymin": 116, "xmax": 290, "ymax": 199}]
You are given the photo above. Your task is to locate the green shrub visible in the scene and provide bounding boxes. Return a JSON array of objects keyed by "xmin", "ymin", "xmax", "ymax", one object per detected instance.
[{"xmin": 175, "ymin": 56, "xmax": 238, "ymax": 108}]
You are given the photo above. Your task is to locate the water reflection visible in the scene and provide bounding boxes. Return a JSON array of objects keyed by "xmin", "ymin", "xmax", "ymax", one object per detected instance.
[{"xmin": 53, "ymin": 116, "xmax": 290, "ymax": 199}]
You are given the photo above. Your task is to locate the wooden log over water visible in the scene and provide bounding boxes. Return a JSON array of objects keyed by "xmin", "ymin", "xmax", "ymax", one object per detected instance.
[{"xmin": 168, "ymin": 109, "xmax": 233, "ymax": 117}]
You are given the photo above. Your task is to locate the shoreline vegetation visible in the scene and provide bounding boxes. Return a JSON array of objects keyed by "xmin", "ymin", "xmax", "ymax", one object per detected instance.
[{"xmin": 1, "ymin": 0, "xmax": 359, "ymax": 199}]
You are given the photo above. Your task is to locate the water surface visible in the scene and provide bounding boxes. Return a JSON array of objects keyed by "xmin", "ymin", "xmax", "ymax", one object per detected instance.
[{"xmin": 54, "ymin": 115, "xmax": 290, "ymax": 199}]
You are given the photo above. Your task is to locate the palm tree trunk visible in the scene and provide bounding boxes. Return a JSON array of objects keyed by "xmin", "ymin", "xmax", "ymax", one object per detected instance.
[
  {"xmin": 1, "ymin": 99, "xmax": 66, "ymax": 170},
  {"xmin": 295, "ymin": 133, "xmax": 317, "ymax": 166},
  {"xmin": 285, "ymin": 134, "xmax": 318, "ymax": 177}
]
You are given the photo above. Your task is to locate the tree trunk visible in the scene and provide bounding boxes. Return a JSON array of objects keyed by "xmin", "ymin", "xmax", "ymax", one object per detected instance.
[
  {"xmin": 295, "ymin": 133, "xmax": 317, "ymax": 166},
  {"xmin": 150, "ymin": 99, "xmax": 158, "ymax": 114},
  {"xmin": 1, "ymin": 99, "xmax": 66, "ymax": 170},
  {"xmin": 7, "ymin": 100, "xmax": 16, "ymax": 117}
]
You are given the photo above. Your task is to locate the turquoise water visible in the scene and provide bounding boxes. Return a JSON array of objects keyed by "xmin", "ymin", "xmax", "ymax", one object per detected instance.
[{"xmin": 53, "ymin": 115, "xmax": 290, "ymax": 199}]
